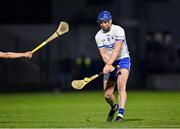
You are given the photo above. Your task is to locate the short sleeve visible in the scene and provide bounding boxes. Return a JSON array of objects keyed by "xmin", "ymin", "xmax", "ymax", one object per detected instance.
[
  {"xmin": 114, "ymin": 27, "xmax": 125, "ymax": 42},
  {"xmin": 95, "ymin": 33, "xmax": 104, "ymax": 48}
]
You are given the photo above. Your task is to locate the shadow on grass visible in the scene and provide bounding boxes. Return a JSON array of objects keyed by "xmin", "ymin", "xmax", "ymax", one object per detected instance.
[
  {"xmin": 0, "ymin": 121, "xmax": 10, "ymax": 123},
  {"xmin": 124, "ymin": 118, "xmax": 144, "ymax": 122}
]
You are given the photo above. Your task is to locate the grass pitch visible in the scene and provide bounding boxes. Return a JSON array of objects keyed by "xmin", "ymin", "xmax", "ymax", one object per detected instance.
[{"xmin": 0, "ymin": 91, "xmax": 180, "ymax": 128}]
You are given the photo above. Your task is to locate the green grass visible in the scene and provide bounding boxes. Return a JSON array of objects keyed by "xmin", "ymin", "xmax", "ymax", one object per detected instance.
[{"xmin": 0, "ymin": 91, "xmax": 180, "ymax": 128}]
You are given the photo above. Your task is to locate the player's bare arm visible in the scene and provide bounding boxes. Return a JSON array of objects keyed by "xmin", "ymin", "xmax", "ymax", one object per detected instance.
[
  {"xmin": 0, "ymin": 51, "xmax": 32, "ymax": 59},
  {"xmin": 99, "ymin": 47, "xmax": 110, "ymax": 63},
  {"xmin": 103, "ymin": 41, "xmax": 122, "ymax": 73},
  {"xmin": 107, "ymin": 40, "xmax": 122, "ymax": 65}
]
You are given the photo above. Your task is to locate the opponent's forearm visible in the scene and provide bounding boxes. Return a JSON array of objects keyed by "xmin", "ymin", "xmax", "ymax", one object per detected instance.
[{"xmin": 5, "ymin": 52, "xmax": 25, "ymax": 58}]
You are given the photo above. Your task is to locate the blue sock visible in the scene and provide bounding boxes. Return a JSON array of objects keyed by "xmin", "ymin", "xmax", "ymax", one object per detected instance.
[{"xmin": 118, "ymin": 108, "xmax": 124, "ymax": 118}]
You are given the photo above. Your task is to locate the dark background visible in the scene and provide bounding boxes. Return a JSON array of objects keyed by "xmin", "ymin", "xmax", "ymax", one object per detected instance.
[{"xmin": 0, "ymin": 0, "xmax": 180, "ymax": 92}]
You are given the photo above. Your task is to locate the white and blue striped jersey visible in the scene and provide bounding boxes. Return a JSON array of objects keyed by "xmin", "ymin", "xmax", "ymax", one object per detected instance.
[{"xmin": 95, "ymin": 24, "xmax": 130, "ymax": 60}]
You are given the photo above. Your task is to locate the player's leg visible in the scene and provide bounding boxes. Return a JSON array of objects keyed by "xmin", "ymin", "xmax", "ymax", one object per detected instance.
[
  {"xmin": 104, "ymin": 74, "xmax": 118, "ymax": 121},
  {"xmin": 104, "ymin": 80, "xmax": 115, "ymax": 107},
  {"xmin": 115, "ymin": 68, "xmax": 129, "ymax": 122}
]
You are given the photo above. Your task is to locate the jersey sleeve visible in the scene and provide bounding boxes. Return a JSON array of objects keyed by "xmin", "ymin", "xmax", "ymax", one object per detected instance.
[
  {"xmin": 114, "ymin": 27, "xmax": 125, "ymax": 42},
  {"xmin": 95, "ymin": 34, "xmax": 104, "ymax": 48}
]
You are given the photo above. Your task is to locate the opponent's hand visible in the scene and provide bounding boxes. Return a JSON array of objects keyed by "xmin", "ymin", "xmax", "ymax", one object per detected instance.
[
  {"xmin": 103, "ymin": 64, "xmax": 115, "ymax": 74},
  {"xmin": 24, "ymin": 51, "xmax": 32, "ymax": 59}
]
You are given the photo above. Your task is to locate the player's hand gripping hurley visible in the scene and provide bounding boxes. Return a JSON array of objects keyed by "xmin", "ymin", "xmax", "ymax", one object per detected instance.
[
  {"xmin": 71, "ymin": 65, "xmax": 119, "ymax": 90},
  {"xmin": 31, "ymin": 21, "xmax": 69, "ymax": 54}
]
